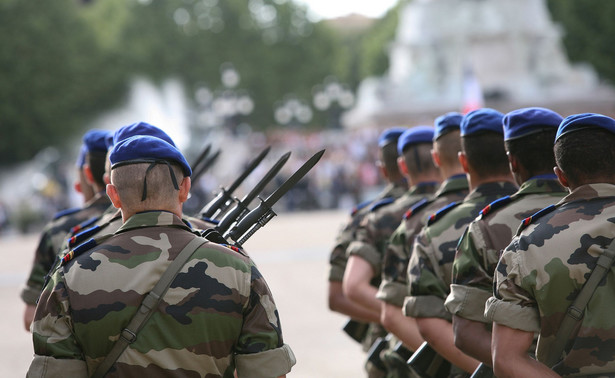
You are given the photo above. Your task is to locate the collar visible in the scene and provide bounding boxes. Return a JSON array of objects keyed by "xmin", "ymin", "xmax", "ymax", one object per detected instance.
[
  {"xmin": 116, "ymin": 211, "xmax": 193, "ymax": 234},
  {"xmin": 465, "ymin": 181, "xmax": 518, "ymax": 201},
  {"xmin": 558, "ymin": 183, "xmax": 615, "ymax": 205},
  {"xmin": 435, "ymin": 175, "xmax": 469, "ymax": 197}
]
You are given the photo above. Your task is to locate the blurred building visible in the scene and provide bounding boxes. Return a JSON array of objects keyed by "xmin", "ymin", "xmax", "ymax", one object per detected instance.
[{"xmin": 343, "ymin": 0, "xmax": 615, "ymax": 128}]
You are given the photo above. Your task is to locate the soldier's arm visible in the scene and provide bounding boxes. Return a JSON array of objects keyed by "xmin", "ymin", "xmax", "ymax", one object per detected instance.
[
  {"xmin": 492, "ymin": 323, "xmax": 557, "ymax": 378},
  {"xmin": 342, "ymin": 255, "xmax": 381, "ymax": 314},
  {"xmin": 235, "ymin": 262, "xmax": 295, "ymax": 378},
  {"xmin": 28, "ymin": 270, "xmax": 88, "ymax": 377},
  {"xmin": 380, "ymin": 302, "xmax": 424, "ymax": 351},
  {"xmin": 452, "ymin": 315, "xmax": 492, "ymax": 365},
  {"xmin": 329, "ymin": 281, "xmax": 380, "ymax": 323}
]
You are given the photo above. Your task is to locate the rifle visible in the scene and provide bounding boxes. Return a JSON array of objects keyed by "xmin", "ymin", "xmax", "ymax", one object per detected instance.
[
  {"xmin": 342, "ymin": 319, "xmax": 369, "ymax": 344},
  {"xmin": 366, "ymin": 334, "xmax": 390, "ymax": 372},
  {"xmin": 215, "ymin": 151, "xmax": 291, "ymax": 235},
  {"xmin": 200, "ymin": 146, "xmax": 271, "ymax": 220},
  {"xmin": 225, "ymin": 149, "xmax": 325, "ymax": 247},
  {"xmin": 470, "ymin": 363, "xmax": 494, "ymax": 378},
  {"xmin": 407, "ymin": 341, "xmax": 451, "ymax": 378},
  {"xmin": 192, "ymin": 148, "xmax": 221, "ymax": 183},
  {"xmin": 190, "ymin": 143, "xmax": 212, "ymax": 173}
]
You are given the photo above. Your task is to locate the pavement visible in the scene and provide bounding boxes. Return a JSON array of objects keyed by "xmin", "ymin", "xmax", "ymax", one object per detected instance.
[{"xmin": 0, "ymin": 209, "xmax": 366, "ymax": 377}]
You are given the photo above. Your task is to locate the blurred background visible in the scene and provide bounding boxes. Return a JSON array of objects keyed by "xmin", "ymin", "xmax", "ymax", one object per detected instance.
[
  {"xmin": 2, "ymin": 1, "xmax": 615, "ymax": 376},
  {"xmin": 1, "ymin": 0, "xmax": 614, "ymax": 233}
]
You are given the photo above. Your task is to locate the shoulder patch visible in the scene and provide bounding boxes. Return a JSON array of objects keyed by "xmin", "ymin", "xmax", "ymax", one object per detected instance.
[
  {"xmin": 70, "ymin": 216, "xmax": 100, "ymax": 235},
  {"xmin": 427, "ymin": 201, "xmax": 460, "ymax": 226},
  {"xmin": 52, "ymin": 207, "xmax": 80, "ymax": 220},
  {"xmin": 370, "ymin": 197, "xmax": 395, "ymax": 212},
  {"xmin": 351, "ymin": 199, "xmax": 374, "ymax": 216},
  {"xmin": 68, "ymin": 225, "xmax": 101, "ymax": 249},
  {"xmin": 221, "ymin": 243, "xmax": 248, "ymax": 257},
  {"xmin": 61, "ymin": 238, "xmax": 97, "ymax": 266},
  {"xmin": 404, "ymin": 198, "xmax": 431, "ymax": 220},
  {"xmin": 479, "ymin": 196, "xmax": 512, "ymax": 219},
  {"xmin": 516, "ymin": 204, "xmax": 557, "ymax": 235}
]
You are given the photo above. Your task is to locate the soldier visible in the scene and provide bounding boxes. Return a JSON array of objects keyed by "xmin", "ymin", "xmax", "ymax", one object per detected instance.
[
  {"xmin": 486, "ymin": 114, "xmax": 615, "ymax": 376},
  {"xmin": 344, "ymin": 126, "xmax": 441, "ymax": 376},
  {"xmin": 444, "ymin": 107, "xmax": 567, "ymax": 367},
  {"xmin": 28, "ymin": 135, "xmax": 295, "ymax": 377},
  {"xmin": 21, "ymin": 129, "xmax": 112, "ymax": 331},
  {"xmin": 328, "ymin": 128, "xmax": 408, "ymax": 330},
  {"xmin": 404, "ymin": 108, "xmax": 517, "ymax": 374},
  {"xmin": 378, "ymin": 112, "xmax": 469, "ymax": 352}
]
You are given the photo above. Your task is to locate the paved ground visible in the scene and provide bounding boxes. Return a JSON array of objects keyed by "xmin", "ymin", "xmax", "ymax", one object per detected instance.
[{"xmin": 1, "ymin": 209, "xmax": 367, "ymax": 377}]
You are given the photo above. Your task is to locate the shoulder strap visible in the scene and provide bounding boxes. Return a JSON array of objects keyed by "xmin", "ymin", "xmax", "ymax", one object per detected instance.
[
  {"xmin": 92, "ymin": 237, "xmax": 207, "ymax": 378},
  {"xmin": 546, "ymin": 237, "xmax": 615, "ymax": 368}
]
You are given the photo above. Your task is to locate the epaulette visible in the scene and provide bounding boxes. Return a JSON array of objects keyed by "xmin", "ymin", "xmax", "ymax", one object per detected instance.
[
  {"xmin": 68, "ymin": 225, "xmax": 102, "ymax": 249},
  {"xmin": 516, "ymin": 204, "xmax": 556, "ymax": 235},
  {"xmin": 427, "ymin": 201, "xmax": 460, "ymax": 226},
  {"xmin": 403, "ymin": 198, "xmax": 431, "ymax": 220},
  {"xmin": 351, "ymin": 199, "xmax": 374, "ymax": 216},
  {"xmin": 60, "ymin": 238, "xmax": 98, "ymax": 267},
  {"xmin": 221, "ymin": 243, "xmax": 248, "ymax": 257},
  {"xmin": 201, "ymin": 228, "xmax": 228, "ymax": 244},
  {"xmin": 52, "ymin": 207, "xmax": 80, "ymax": 220},
  {"xmin": 479, "ymin": 196, "xmax": 512, "ymax": 219},
  {"xmin": 70, "ymin": 216, "xmax": 100, "ymax": 235},
  {"xmin": 370, "ymin": 197, "xmax": 395, "ymax": 212}
]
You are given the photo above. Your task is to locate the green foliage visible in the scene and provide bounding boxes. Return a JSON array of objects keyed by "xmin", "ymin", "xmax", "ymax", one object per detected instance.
[
  {"xmin": 547, "ymin": 0, "xmax": 615, "ymax": 84},
  {"xmin": 0, "ymin": 0, "xmax": 128, "ymax": 165}
]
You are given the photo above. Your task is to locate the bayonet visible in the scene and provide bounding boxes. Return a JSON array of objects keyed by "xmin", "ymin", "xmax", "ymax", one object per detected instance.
[
  {"xmin": 216, "ymin": 151, "xmax": 291, "ymax": 235},
  {"xmin": 192, "ymin": 148, "xmax": 221, "ymax": 182},
  {"xmin": 200, "ymin": 146, "xmax": 271, "ymax": 219},
  {"xmin": 190, "ymin": 143, "xmax": 212, "ymax": 173},
  {"xmin": 226, "ymin": 149, "xmax": 325, "ymax": 247}
]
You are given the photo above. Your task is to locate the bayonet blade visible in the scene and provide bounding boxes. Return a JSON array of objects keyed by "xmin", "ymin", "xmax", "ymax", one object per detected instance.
[{"xmin": 226, "ymin": 146, "xmax": 271, "ymax": 194}]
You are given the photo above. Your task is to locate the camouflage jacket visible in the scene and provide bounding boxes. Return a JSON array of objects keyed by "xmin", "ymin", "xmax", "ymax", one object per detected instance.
[
  {"xmin": 377, "ymin": 175, "xmax": 469, "ymax": 307},
  {"xmin": 445, "ymin": 177, "xmax": 566, "ymax": 322},
  {"xmin": 486, "ymin": 183, "xmax": 615, "ymax": 376},
  {"xmin": 28, "ymin": 211, "xmax": 295, "ymax": 378},
  {"xmin": 21, "ymin": 192, "xmax": 111, "ymax": 305},
  {"xmin": 328, "ymin": 183, "xmax": 407, "ymax": 282},
  {"xmin": 404, "ymin": 181, "xmax": 517, "ymax": 320},
  {"xmin": 347, "ymin": 182, "xmax": 440, "ymax": 278}
]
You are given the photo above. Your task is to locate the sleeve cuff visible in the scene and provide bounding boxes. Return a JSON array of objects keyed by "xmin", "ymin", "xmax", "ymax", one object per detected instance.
[
  {"xmin": 235, "ymin": 344, "xmax": 296, "ymax": 378},
  {"xmin": 347, "ymin": 241, "xmax": 381, "ymax": 276},
  {"xmin": 27, "ymin": 356, "xmax": 88, "ymax": 377},
  {"xmin": 402, "ymin": 295, "xmax": 451, "ymax": 321},
  {"xmin": 484, "ymin": 296, "xmax": 540, "ymax": 333},
  {"xmin": 376, "ymin": 281, "xmax": 406, "ymax": 307},
  {"xmin": 444, "ymin": 284, "xmax": 492, "ymax": 322},
  {"xmin": 328, "ymin": 265, "xmax": 345, "ymax": 282}
]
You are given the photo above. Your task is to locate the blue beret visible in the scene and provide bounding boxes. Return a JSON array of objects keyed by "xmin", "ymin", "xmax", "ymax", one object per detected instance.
[
  {"xmin": 83, "ymin": 129, "xmax": 112, "ymax": 153},
  {"xmin": 75, "ymin": 145, "xmax": 87, "ymax": 168},
  {"xmin": 113, "ymin": 122, "xmax": 176, "ymax": 147},
  {"xmin": 397, "ymin": 126, "xmax": 435, "ymax": 155},
  {"xmin": 110, "ymin": 135, "xmax": 191, "ymax": 177},
  {"xmin": 503, "ymin": 107, "xmax": 562, "ymax": 141},
  {"xmin": 555, "ymin": 113, "xmax": 615, "ymax": 142},
  {"xmin": 104, "ymin": 132, "xmax": 114, "ymax": 149},
  {"xmin": 434, "ymin": 112, "xmax": 463, "ymax": 141},
  {"xmin": 460, "ymin": 108, "xmax": 504, "ymax": 137},
  {"xmin": 378, "ymin": 127, "xmax": 408, "ymax": 147}
]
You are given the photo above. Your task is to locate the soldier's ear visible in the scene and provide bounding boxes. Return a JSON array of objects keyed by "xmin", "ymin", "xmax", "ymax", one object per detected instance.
[
  {"xmin": 84, "ymin": 164, "xmax": 95, "ymax": 185},
  {"xmin": 397, "ymin": 156, "xmax": 408, "ymax": 176},
  {"xmin": 431, "ymin": 148, "xmax": 441, "ymax": 168},
  {"xmin": 458, "ymin": 151, "xmax": 469, "ymax": 173},
  {"xmin": 554, "ymin": 166, "xmax": 569, "ymax": 188},
  {"xmin": 178, "ymin": 177, "xmax": 191, "ymax": 204},
  {"xmin": 106, "ymin": 184, "xmax": 122, "ymax": 209},
  {"xmin": 507, "ymin": 152, "xmax": 519, "ymax": 173}
]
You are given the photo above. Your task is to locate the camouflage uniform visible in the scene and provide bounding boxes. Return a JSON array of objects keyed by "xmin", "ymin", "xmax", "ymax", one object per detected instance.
[
  {"xmin": 21, "ymin": 192, "xmax": 111, "ymax": 305},
  {"xmin": 329, "ymin": 183, "xmax": 407, "ymax": 284},
  {"xmin": 377, "ymin": 175, "xmax": 469, "ymax": 307},
  {"xmin": 347, "ymin": 182, "xmax": 440, "ymax": 279},
  {"xmin": 404, "ymin": 181, "xmax": 517, "ymax": 320},
  {"xmin": 29, "ymin": 210, "xmax": 295, "ymax": 378},
  {"xmin": 445, "ymin": 176, "xmax": 566, "ymax": 322},
  {"xmin": 486, "ymin": 183, "xmax": 615, "ymax": 376}
]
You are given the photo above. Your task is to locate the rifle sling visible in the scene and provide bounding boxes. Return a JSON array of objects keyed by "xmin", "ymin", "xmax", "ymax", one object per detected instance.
[
  {"xmin": 92, "ymin": 237, "xmax": 207, "ymax": 378},
  {"xmin": 546, "ymin": 237, "xmax": 615, "ymax": 367}
]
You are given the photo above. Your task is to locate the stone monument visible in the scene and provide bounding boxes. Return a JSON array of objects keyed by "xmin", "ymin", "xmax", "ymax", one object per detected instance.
[{"xmin": 343, "ymin": 0, "xmax": 615, "ymax": 128}]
